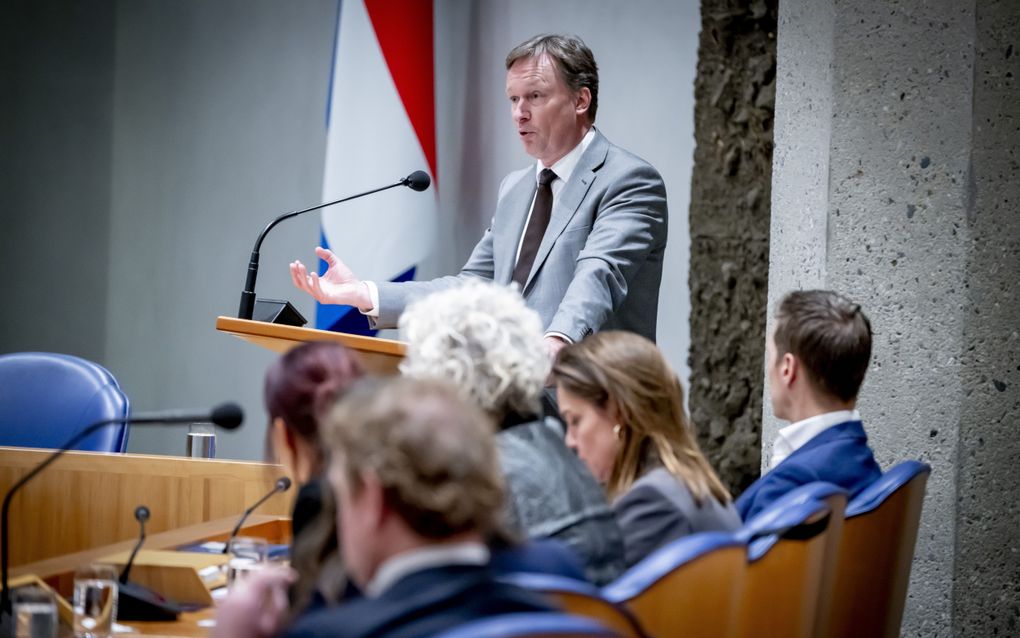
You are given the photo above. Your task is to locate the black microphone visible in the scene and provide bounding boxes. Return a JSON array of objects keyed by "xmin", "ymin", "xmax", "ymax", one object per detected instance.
[
  {"xmin": 114, "ymin": 504, "xmax": 183, "ymax": 622},
  {"xmin": 120, "ymin": 505, "xmax": 150, "ymax": 584},
  {"xmin": 0, "ymin": 403, "xmax": 244, "ymax": 628},
  {"xmin": 237, "ymin": 171, "xmax": 433, "ymax": 321},
  {"xmin": 222, "ymin": 477, "xmax": 292, "ymax": 554}
]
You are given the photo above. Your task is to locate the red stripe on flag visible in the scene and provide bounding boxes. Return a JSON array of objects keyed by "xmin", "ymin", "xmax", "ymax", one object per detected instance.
[{"xmin": 364, "ymin": 0, "xmax": 437, "ymax": 184}]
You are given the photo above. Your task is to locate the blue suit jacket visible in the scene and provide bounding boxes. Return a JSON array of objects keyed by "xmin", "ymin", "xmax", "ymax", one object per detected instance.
[
  {"xmin": 736, "ymin": 420, "xmax": 882, "ymax": 521},
  {"xmin": 283, "ymin": 564, "xmax": 554, "ymax": 638}
]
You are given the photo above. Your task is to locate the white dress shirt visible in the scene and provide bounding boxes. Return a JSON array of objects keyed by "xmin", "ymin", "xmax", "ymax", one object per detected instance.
[
  {"xmin": 770, "ymin": 409, "xmax": 861, "ymax": 469},
  {"xmin": 364, "ymin": 541, "xmax": 489, "ymax": 598},
  {"xmin": 360, "ymin": 128, "xmax": 597, "ymax": 330}
]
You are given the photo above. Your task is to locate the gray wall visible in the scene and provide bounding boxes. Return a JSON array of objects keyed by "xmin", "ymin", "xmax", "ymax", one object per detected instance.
[
  {"xmin": 1, "ymin": 0, "xmax": 699, "ymax": 461},
  {"xmin": 767, "ymin": 0, "xmax": 1019, "ymax": 635},
  {"xmin": 0, "ymin": 0, "xmax": 116, "ymax": 364}
]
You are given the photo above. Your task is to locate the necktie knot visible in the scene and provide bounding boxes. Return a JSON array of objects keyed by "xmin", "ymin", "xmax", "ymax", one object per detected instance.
[{"xmin": 538, "ymin": 168, "xmax": 557, "ymax": 187}]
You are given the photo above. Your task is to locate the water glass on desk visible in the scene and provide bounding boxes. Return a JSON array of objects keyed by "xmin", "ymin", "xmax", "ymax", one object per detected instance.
[
  {"xmin": 13, "ymin": 585, "xmax": 57, "ymax": 638},
  {"xmin": 72, "ymin": 564, "xmax": 117, "ymax": 638},
  {"xmin": 227, "ymin": 536, "xmax": 269, "ymax": 590},
  {"xmin": 186, "ymin": 423, "xmax": 216, "ymax": 458}
]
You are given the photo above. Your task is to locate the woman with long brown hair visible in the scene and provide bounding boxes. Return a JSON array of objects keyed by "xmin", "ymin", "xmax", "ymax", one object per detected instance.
[{"xmin": 552, "ymin": 331, "xmax": 740, "ymax": 567}]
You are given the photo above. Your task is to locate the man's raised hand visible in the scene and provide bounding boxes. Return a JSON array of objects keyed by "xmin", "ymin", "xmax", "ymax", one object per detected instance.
[{"xmin": 289, "ymin": 247, "xmax": 372, "ymax": 310}]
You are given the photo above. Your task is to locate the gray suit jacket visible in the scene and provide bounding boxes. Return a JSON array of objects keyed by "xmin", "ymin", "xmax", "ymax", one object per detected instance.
[
  {"xmin": 613, "ymin": 467, "xmax": 741, "ymax": 568},
  {"xmin": 373, "ymin": 130, "xmax": 668, "ymax": 342}
]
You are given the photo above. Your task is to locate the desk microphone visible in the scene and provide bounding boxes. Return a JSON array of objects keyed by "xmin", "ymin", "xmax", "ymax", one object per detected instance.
[
  {"xmin": 115, "ymin": 505, "xmax": 183, "ymax": 621},
  {"xmin": 222, "ymin": 477, "xmax": 292, "ymax": 554},
  {"xmin": 236, "ymin": 170, "xmax": 432, "ymax": 323},
  {"xmin": 0, "ymin": 403, "xmax": 244, "ymax": 634},
  {"xmin": 120, "ymin": 505, "xmax": 150, "ymax": 585}
]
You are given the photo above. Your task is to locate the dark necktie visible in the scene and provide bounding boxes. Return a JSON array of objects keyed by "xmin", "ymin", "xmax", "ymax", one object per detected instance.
[{"xmin": 512, "ymin": 168, "xmax": 557, "ymax": 288}]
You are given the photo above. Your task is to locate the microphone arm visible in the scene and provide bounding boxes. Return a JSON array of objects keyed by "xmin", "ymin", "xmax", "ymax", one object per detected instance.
[
  {"xmin": 238, "ymin": 171, "xmax": 431, "ymax": 320},
  {"xmin": 120, "ymin": 506, "xmax": 150, "ymax": 585},
  {"xmin": 0, "ymin": 403, "xmax": 243, "ymax": 619},
  {"xmin": 222, "ymin": 477, "xmax": 292, "ymax": 553}
]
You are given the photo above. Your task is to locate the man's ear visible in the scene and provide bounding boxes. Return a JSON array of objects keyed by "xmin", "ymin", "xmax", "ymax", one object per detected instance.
[
  {"xmin": 781, "ymin": 352, "xmax": 798, "ymax": 387},
  {"xmin": 574, "ymin": 87, "xmax": 592, "ymax": 116}
]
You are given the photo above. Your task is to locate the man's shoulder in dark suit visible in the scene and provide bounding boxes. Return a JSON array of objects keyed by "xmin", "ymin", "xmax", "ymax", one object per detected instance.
[
  {"xmin": 282, "ymin": 563, "xmax": 555, "ymax": 638},
  {"xmin": 736, "ymin": 420, "xmax": 883, "ymax": 521}
]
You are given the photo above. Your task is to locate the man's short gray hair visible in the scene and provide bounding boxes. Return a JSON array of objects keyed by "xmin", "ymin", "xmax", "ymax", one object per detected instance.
[
  {"xmin": 398, "ymin": 281, "xmax": 549, "ymax": 420},
  {"xmin": 506, "ymin": 34, "xmax": 599, "ymax": 122}
]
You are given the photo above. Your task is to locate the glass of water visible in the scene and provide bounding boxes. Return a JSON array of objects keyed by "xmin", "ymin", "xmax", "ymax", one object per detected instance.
[
  {"xmin": 13, "ymin": 585, "xmax": 57, "ymax": 638},
  {"xmin": 72, "ymin": 564, "xmax": 118, "ymax": 638},
  {"xmin": 226, "ymin": 536, "xmax": 268, "ymax": 590},
  {"xmin": 186, "ymin": 423, "xmax": 216, "ymax": 458}
]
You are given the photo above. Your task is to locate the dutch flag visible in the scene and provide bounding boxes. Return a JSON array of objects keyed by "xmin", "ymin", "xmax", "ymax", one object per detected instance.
[{"xmin": 317, "ymin": 0, "xmax": 437, "ymax": 333}]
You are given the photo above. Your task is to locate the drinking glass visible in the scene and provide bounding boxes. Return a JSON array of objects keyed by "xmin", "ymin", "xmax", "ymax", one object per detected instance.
[
  {"xmin": 13, "ymin": 585, "xmax": 57, "ymax": 638},
  {"xmin": 72, "ymin": 564, "xmax": 118, "ymax": 638},
  {"xmin": 186, "ymin": 423, "xmax": 216, "ymax": 458},
  {"xmin": 226, "ymin": 536, "xmax": 268, "ymax": 590}
]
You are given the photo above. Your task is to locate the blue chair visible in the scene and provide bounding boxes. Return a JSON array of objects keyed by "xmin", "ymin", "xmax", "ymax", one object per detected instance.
[
  {"xmin": 824, "ymin": 461, "xmax": 931, "ymax": 638},
  {"xmin": 733, "ymin": 498, "xmax": 836, "ymax": 638},
  {"xmin": 431, "ymin": 612, "xmax": 621, "ymax": 638},
  {"xmin": 502, "ymin": 573, "xmax": 647, "ymax": 638},
  {"xmin": 602, "ymin": 532, "xmax": 745, "ymax": 638},
  {"xmin": 0, "ymin": 352, "xmax": 130, "ymax": 452}
]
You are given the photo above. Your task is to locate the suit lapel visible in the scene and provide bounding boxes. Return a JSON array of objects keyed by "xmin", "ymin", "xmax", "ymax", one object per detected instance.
[
  {"xmin": 522, "ymin": 131, "xmax": 610, "ymax": 291},
  {"xmin": 495, "ymin": 172, "xmax": 540, "ymax": 285}
]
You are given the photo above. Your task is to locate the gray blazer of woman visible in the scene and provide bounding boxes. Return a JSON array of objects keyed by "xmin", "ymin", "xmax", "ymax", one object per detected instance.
[{"xmin": 613, "ymin": 467, "xmax": 741, "ymax": 568}]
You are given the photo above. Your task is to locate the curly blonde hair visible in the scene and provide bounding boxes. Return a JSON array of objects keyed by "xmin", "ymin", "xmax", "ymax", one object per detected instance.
[{"xmin": 398, "ymin": 281, "xmax": 549, "ymax": 420}]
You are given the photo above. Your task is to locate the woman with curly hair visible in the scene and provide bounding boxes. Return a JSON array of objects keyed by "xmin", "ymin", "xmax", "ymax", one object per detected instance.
[
  {"xmin": 552, "ymin": 331, "xmax": 740, "ymax": 567},
  {"xmin": 399, "ymin": 281, "xmax": 626, "ymax": 585}
]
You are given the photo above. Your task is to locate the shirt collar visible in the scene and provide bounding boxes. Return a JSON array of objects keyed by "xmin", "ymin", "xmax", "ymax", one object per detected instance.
[
  {"xmin": 535, "ymin": 127, "xmax": 596, "ymax": 184},
  {"xmin": 364, "ymin": 541, "xmax": 490, "ymax": 597},
  {"xmin": 770, "ymin": 409, "xmax": 860, "ymax": 469}
]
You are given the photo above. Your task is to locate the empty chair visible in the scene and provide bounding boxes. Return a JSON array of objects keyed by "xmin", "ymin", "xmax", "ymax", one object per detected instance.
[
  {"xmin": 432, "ymin": 612, "xmax": 622, "ymax": 638},
  {"xmin": 732, "ymin": 494, "xmax": 838, "ymax": 638},
  {"xmin": 602, "ymin": 532, "xmax": 745, "ymax": 638},
  {"xmin": 502, "ymin": 573, "xmax": 648, "ymax": 638},
  {"xmin": 0, "ymin": 352, "xmax": 130, "ymax": 452},
  {"xmin": 824, "ymin": 461, "xmax": 931, "ymax": 638}
]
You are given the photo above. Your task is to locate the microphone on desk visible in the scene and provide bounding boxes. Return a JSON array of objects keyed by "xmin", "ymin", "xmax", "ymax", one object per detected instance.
[
  {"xmin": 120, "ymin": 505, "xmax": 150, "ymax": 585},
  {"xmin": 222, "ymin": 477, "xmax": 293, "ymax": 554},
  {"xmin": 115, "ymin": 505, "xmax": 183, "ymax": 622},
  {"xmin": 236, "ymin": 170, "xmax": 433, "ymax": 325},
  {"xmin": 0, "ymin": 402, "xmax": 244, "ymax": 634}
]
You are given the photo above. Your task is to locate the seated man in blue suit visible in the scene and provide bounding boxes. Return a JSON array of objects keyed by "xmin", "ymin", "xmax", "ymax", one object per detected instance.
[
  {"xmin": 284, "ymin": 378, "xmax": 553, "ymax": 638},
  {"xmin": 736, "ymin": 290, "xmax": 882, "ymax": 521}
]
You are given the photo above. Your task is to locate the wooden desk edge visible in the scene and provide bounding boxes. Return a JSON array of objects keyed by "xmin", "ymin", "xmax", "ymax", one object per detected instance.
[{"xmin": 215, "ymin": 316, "xmax": 407, "ymax": 356}]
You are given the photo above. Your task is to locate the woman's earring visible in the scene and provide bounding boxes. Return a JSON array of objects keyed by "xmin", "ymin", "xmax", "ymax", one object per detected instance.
[{"xmin": 612, "ymin": 423, "xmax": 622, "ymax": 439}]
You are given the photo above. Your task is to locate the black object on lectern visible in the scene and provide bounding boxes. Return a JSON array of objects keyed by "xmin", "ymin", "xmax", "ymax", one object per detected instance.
[{"xmin": 253, "ymin": 299, "xmax": 308, "ymax": 327}]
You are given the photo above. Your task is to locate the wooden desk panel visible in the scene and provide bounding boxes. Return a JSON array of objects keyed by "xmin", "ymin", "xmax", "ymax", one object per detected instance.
[{"xmin": 0, "ymin": 447, "xmax": 291, "ymax": 566}]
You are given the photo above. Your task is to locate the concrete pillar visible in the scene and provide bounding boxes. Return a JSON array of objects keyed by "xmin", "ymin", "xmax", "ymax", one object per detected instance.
[{"xmin": 766, "ymin": 0, "xmax": 1019, "ymax": 636}]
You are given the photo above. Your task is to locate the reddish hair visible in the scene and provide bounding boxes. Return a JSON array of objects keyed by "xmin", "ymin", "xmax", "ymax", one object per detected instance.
[{"xmin": 264, "ymin": 342, "xmax": 365, "ymax": 465}]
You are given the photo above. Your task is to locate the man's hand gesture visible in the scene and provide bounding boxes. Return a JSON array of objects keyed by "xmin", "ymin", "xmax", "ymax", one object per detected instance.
[{"xmin": 289, "ymin": 247, "xmax": 372, "ymax": 311}]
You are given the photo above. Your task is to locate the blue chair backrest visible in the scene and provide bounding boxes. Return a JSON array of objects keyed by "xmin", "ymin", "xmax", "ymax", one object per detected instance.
[
  {"xmin": 742, "ymin": 498, "xmax": 832, "ymax": 561},
  {"xmin": 0, "ymin": 352, "xmax": 130, "ymax": 452},
  {"xmin": 431, "ymin": 612, "xmax": 620, "ymax": 638},
  {"xmin": 737, "ymin": 482, "xmax": 848, "ymax": 559},
  {"xmin": 846, "ymin": 460, "xmax": 931, "ymax": 517},
  {"xmin": 501, "ymin": 573, "xmax": 647, "ymax": 638}
]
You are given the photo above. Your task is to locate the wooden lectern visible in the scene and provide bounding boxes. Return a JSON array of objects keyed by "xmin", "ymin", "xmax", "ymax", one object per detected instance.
[{"xmin": 215, "ymin": 316, "xmax": 406, "ymax": 375}]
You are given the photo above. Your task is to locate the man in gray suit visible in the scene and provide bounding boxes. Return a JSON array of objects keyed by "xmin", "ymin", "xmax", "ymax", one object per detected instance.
[{"xmin": 289, "ymin": 34, "xmax": 668, "ymax": 358}]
